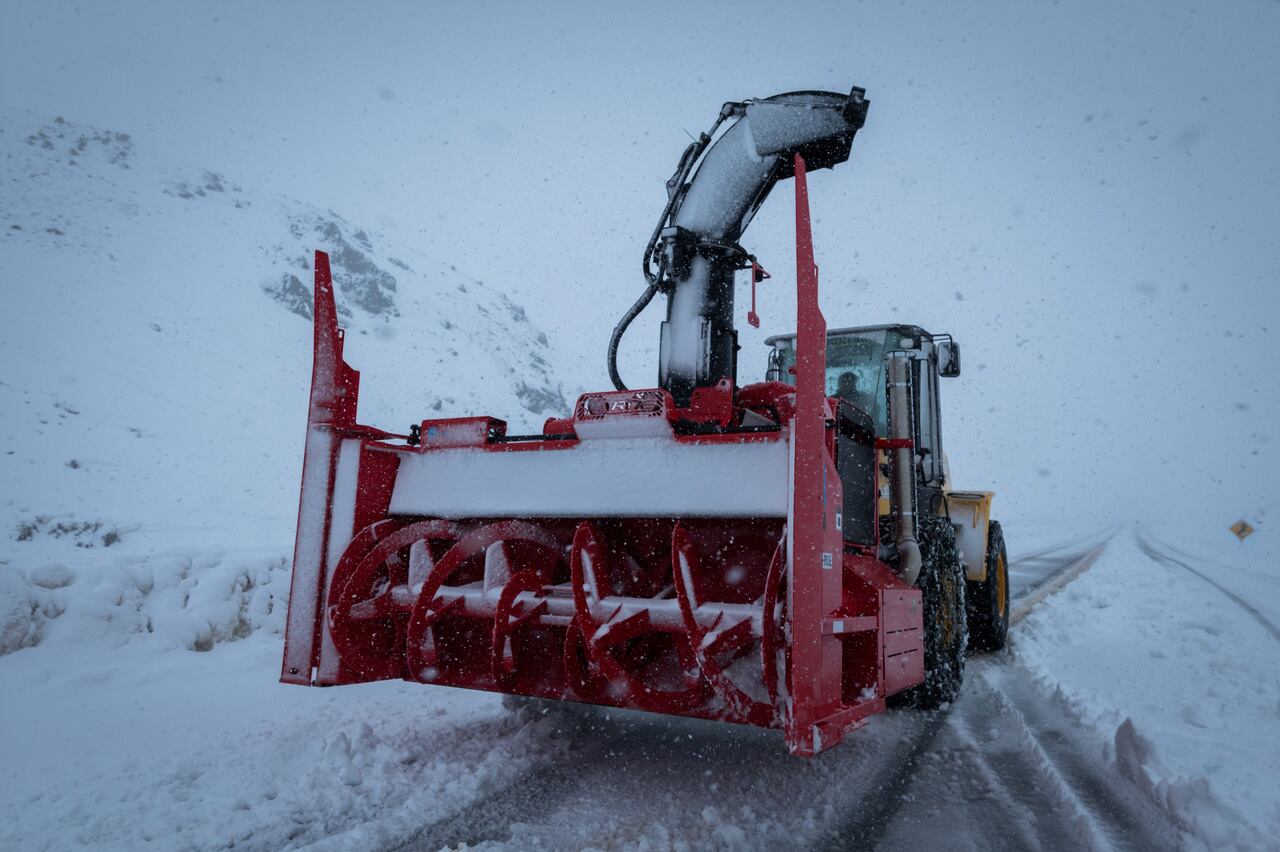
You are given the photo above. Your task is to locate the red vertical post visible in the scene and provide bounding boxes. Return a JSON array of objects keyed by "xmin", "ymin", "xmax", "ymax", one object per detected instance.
[
  {"xmin": 281, "ymin": 251, "xmax": 359, "ymax": 684},
  {"xmin": 785, "ymin": 154, "xmax": 845, "ymax": 755}
]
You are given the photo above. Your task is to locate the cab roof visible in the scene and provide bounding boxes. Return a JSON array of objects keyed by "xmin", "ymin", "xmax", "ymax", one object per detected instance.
[{"xmin": 764, "ymin": 323, "xmax": 934, "ymax": 347}]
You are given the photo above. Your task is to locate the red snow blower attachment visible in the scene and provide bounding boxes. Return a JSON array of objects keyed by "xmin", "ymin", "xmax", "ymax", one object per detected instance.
[{"xmin": 281, "ymin": 87, "xmax": 929, "ymax": 755}]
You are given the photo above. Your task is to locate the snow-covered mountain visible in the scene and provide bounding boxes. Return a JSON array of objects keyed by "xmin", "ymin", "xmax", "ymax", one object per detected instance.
[
  {"xmin": 0, "ymin": 107, "xmax": 576, "ymax": 669},
  {"xmin": 1, "ymin": 109, "xmax": 567, "ymax": 563}
]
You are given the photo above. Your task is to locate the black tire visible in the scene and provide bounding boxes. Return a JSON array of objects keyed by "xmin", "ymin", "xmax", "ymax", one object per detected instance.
[
  {"xmin": 966, "ymin": 520, "xmax": 1010, "ymax": 652},
  {"xmin": 898, "ymin": 514, "xmax": 968, "ymax": 709}
]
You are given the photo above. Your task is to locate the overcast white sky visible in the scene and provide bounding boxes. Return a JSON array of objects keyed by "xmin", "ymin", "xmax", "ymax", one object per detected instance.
[{"xmin": 3, "ymin": 0, "xmax": 1277, "ymax": 527}]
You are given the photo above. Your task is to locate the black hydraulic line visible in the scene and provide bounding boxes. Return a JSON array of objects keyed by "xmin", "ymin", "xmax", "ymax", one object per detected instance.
[{"xmin": 607, "ymin": 281, "xmax": 659, "ymax": 390}]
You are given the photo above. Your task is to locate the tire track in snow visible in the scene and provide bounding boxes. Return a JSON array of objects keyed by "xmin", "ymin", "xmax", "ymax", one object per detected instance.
[
  {"xmin": 844, "ymin": 665, "xmax": 1182, "ymax": 849},
  {"xmin": 980, "ymin": 664, "xmax": 1187, "ymax": 850},
  {"xmin": 811, "ymin": 711, "xmax": 951, "ymax": 850},
  {"xmin": 820, "ymin": 663, "xmax": 1186, "ymax": 851},
  {"xmin": 1008, "ymin": 528, "xmax": 1116, "ymax": 604},
  {"xmin": 820, "ymin": 534, "xmax": 1140, "ymax": 851},
  {"xmin": 1010, "ymin": 531, "xmax": 1114, "ymax": 566},
  {"xmin": 1136, "ymin": 531, "xmax": 1280, "ymax": 642}
]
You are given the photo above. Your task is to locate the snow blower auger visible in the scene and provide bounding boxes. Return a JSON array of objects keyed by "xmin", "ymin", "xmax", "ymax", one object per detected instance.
[{"xmin": 281, "ymin": 86, "xmax": 997, "ymax": 756}]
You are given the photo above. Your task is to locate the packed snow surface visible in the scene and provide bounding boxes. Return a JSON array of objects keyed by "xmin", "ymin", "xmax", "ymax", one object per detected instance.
[{"xmin": 1016, "ymin": 526, "xmax": 1280, "ymax": 850}]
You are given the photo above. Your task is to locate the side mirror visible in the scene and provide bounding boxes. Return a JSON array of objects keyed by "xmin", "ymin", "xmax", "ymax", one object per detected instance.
[
  {"xmin": 765, "ymin": 347, "xmax": 783, "ymax": 382},
  {"xmin": 938, "ymin": 341, "xmax": 961, "ymax": 377}
]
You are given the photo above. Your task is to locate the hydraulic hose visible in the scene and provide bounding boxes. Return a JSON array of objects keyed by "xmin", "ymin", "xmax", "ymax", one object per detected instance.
[{"xmin": 607, "ymin": 281, "xmax": 659, "ymax": 391}]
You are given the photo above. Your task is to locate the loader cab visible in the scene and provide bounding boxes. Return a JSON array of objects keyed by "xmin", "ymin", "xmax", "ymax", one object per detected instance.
[{"xmin": 765, "ymin": 324, "xmax": 959, "ymax": 491}]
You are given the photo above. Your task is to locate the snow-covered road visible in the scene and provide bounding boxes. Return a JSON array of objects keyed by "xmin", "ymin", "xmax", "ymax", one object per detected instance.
[
  {"xmin": 388, "ymin": 530, "xmax": 1192, "ymax": 852},
  {"xmin": 1135, "ymin": 535, "xmax": 1280, "ymax": 644},
  {"xmin": 814, "ymin": 661, "xmax": 1184, "ymax": 851}
]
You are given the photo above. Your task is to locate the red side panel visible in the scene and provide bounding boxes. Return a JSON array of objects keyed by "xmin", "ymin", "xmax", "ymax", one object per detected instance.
[
  {"xmin": 281, "ymin": 251, "xmax": 361, "ymax": 684},
  {"xmin": 785, "ymin": 154, "xmax": 848, "ymax": 755}
]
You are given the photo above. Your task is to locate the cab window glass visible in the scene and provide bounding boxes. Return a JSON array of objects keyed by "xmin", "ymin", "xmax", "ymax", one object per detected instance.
[{"xmin": 776, "ymin": 329, "xmax": 892, "ymax": 435}]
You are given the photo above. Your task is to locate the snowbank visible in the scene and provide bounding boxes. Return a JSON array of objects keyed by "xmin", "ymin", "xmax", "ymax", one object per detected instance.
[
  {"xmin": 1014, "ymin": 526, "xmax": 1280, "ymax": 849},
  {"xmin": 0, "ymin": 543, "xmax": 578, "ymax": 851},
  {"xmin": 0, "ymin": 547, "xmax": 285, "ymax": 657}
]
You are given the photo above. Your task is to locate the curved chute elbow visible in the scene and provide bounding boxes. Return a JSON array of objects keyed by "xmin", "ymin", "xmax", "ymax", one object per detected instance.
[{"xmin": 897, "ymin": 537, "xmax": 922, "ymax": 587}]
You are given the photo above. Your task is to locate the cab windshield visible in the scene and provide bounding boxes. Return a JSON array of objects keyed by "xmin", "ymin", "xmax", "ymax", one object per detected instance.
[{"xmin": 773, "ymin": 329, "xmax": 893, "ymax": 435}]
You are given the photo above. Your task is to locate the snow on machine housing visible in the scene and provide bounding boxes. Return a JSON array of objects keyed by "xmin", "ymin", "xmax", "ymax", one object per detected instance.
[{"xmin": 280, "ymin": 87, "xmax": 937, "ymax": 756}]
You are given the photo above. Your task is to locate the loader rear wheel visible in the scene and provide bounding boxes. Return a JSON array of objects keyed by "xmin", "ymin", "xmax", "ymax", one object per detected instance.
[
  {"xmin": 966, "ymin": 520, "xmax": 1009, "ymax": 652},
  {"xmin": 899, "ymin": 514, "xmax": 967, "ymax": 709}
]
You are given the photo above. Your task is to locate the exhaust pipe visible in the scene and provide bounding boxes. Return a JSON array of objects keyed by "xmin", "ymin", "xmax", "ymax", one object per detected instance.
[{"xmin": 887, "ymin": 352, "xmax": 922, "ymax": 586}]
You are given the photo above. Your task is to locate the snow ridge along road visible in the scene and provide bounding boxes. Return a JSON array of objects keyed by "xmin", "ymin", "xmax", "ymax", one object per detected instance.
[{"xmin": 1009, "ymin": 533, "xmax": 1115, "ymax": 625}]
